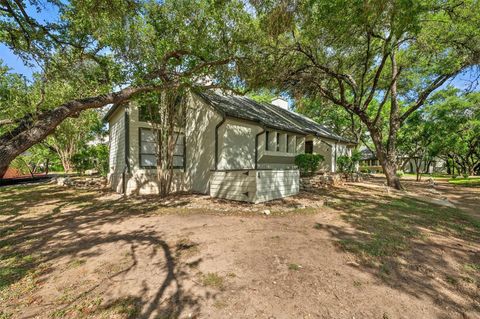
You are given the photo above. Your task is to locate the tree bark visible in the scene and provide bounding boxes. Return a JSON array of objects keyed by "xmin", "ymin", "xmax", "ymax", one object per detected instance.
[
  {"xmin": 370, "ymin": 132, "xmax": 402, "ymax": 190},
  {"xmin": 45, "ymin": 158, "xmax": 50, "ymax": 175},
  {"xmin": 0, "ymin": 85, "xmax": 158, "ymax": 178}
]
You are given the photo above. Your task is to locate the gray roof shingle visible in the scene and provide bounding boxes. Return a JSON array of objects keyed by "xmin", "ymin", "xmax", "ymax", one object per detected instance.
[{"xmin": 198, "ymin": 91, "xmax": 354, "ymax": 144}]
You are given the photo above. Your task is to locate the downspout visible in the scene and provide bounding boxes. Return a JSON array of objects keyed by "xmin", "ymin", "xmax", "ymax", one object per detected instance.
[
  {"xmin": 214, "ymin": 113, "xmax": 226, "ymax": 171},
  {"xmin": 334, "ymin": 140, "xmax": 338, "ymax": 173},
  {"xmin": 122, "ymin": 105, "xmax": 131, "ymax": 194},
  {"xmin": 254, "ymin": 126, "xmax": 266, "ymax": 170}
]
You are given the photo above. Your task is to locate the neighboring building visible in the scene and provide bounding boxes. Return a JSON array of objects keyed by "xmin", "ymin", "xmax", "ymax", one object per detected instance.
[
  {"xmin": 1, "ymin": 167, "xmax": 23, "ymax": 179},
  {"xmin": 104, "ymin": 90, "xmax": 354, "ymax": 202},
  {"xmin": 359, "ymin": 148, "xmax": 445, "ymax": 174}
]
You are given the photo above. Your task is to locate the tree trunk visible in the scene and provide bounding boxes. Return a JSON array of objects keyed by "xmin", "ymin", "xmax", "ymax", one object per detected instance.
[
  {"xmin": 385, "ymin": 52, "xmax": 402, "ymax": 189},
  {"xmin": 415, "ymin": 158, "xmax": 421, "ymax": 181},
  {"xmin": 45, "ymin": 158, "xmax": 50, "ymax": 175},
  {"xmin": 369, "ymin": 126, "xmax": 403, "ymax": 190},
  {"xmin": 382, "ymin": 160, "xmax": 402, "ymax": 190}
]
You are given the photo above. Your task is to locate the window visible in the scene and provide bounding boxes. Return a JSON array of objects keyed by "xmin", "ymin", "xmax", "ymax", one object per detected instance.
[
  {"xmin": 305, "ymin": 140, "xmax": 313, "ymax": 154},
  {"xmin": 287, "ymin": 135, "xmax": 296, "ymax": 153},
  {"xmin": 276, "ymin": 132, "xmax": 280, "ymax": 151},
  {"xmin": 139, "ymin": 104, "xmax": 161, "ymax": 123},
  {"xmin": 139, "ymin": 128, "xmax": 185, "ymax": 169},
  {"xmin": 265, "ymin": 131, "xmax": 270, "ymax": 151},
  {"xmin": 172, "ymin": 133, "xmax": 185, "ymax": 168},
  {"xmin": 139, "ymin": 128, "xmax": 157, "ymax": 168}
]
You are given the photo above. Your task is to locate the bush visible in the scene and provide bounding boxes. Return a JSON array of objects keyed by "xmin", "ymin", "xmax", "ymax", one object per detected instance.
[
  {"xmin": 396, "ymin": 170, "xmax": 404, "ymax": 177},
  {"xmin": 337, "ymin": 150, "xmax": 361, "ymax": 174},
  {"xmin": 359, "ymin": 166, "xmax": 371, "ymax": 173},
  {"xmin": 295, "ymin": 153, "xmax": 324, "ymax": 176}
]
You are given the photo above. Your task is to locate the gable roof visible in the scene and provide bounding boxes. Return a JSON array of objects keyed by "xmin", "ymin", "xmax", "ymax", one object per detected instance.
[
  {"xmin": 197, "ymin": 91, "xmax": 305, "ymax": 134},
  {"xmin": 360, "ymin": 148, "xmax": 376, "ymax": 160},
  {"xmin": 198, "ymin": 91, "xmax": 354, "ymax": 144}
]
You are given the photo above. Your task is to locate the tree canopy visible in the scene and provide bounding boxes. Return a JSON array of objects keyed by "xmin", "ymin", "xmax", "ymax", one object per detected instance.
[{"xmin": 242, "ymin": 0, "xmax": 480, "ymax": 188}]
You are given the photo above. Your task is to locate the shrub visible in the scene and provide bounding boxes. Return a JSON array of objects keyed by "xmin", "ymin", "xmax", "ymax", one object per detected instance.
[
  {"xmin": 336, "ymin": 156, "xmax": 350, "ymax": 173},
  {"xmin": 359, "ymin": 166, "xmax": 371, "ymax": 173},
  {"xmin": 337, "ymin": 150, "xmax": 361, "ymax": 174},
  {"xmin": 396, "ymin": 170, "xmax": 404, "ymax": 177},
  {"xmin": 295, "ymin": 153, "xmax": 324, "ymax": 176}
]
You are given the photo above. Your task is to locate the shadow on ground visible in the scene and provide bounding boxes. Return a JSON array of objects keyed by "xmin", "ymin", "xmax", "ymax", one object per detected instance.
[
  {"xmin": 313, "ymin": 184, "xmax": 480, "ymax": 315},
  {"xmin": 0, "ymin": 184, "xmax": 207, "ymax": 318}
]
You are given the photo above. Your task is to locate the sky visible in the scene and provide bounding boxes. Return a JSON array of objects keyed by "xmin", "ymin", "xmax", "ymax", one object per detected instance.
[{"xmin": 0, "ymin": 1, "xmax": 59, "ymax": 78}]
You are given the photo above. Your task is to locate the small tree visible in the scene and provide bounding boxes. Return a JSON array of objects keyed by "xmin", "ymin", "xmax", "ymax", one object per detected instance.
[
  {"xmin": 72, "ymin": 144, "xmax": 109, "ymax": 176},
  {"xmin": 47, "ymin": 110, "xmax": 103, "ymax": 173},
  {"xmin": 137, "ymin": 89, "xmax": 186, "ymax": 196},
  {"xmin": 295, "ymin": 153, "xmax": 324, "ymax": 176}
]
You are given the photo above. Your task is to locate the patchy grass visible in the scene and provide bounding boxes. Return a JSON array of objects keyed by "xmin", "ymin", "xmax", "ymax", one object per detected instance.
[
  {"xmin": 445, "ymin": 275, "xmax": 458, "ymax": 286},
  {"xmin": 175, "ymin": 238, "xmax": 199, "ymax": 258},
  {"xmin": 213, "ymin": 299, "xmax": 228, "ymax": 309},
  {"xmin": 327, "ymin": 192, "xmax": 480, "ymax": 261},
  {"xmin": 448, "ymin": 177, "xmax": 480, "ymax": 187},
  {"xmin": 464, "ymin": 263, "xmax": 480, "ymax": 272},
  {"xmin": 201, "ymin": 273, "xmax": 224, "ymax": 289},
  {"xmin": 288, "ymin": 263, "xmax": 302, "ymax": 271},
  {"xmin": 67, "ymin": 259, "xmax": 86, "ymax": 269},
  {"xmin": 0, "ymin": 311, "xmax": 12, "ymax": 319},
  {"xmin": 99, "ymin": 296, "xmax": 141, "ymax": 319},
  {"xmin": 1, "ymin": 180, "xmax": 479, "ymax": 318}
]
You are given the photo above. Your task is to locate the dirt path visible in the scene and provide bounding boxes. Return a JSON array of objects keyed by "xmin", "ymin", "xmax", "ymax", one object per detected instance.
[{"xmin": 1, "ymin": 183, "xmax": 479, "ymax": 318}]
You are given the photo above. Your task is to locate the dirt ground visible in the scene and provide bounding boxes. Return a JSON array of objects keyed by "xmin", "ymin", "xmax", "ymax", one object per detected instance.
[{"xmin": 0, "ymin": 177, "xmax": 479, "ymax": 319}]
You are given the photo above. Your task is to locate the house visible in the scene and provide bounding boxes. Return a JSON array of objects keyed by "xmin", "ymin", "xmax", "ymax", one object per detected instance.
[
  {"xmin": 104, "ymin": 90, "xmax": 354, "ymax": 202},
  {"xmin": 359, "ymin": 148, "xmax": 445, "ymax": 174},
  {"xmin": 1, "ymin": 167, "xmax": 23, "ymax": 179}
]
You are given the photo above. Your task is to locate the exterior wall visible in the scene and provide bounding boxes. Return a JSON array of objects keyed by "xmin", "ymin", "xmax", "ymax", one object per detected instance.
[
  {"xmin": 308, "ymin": 135, "xmax": 351, "ymax": 173},
  {"xmin": 217, "ymin": 118, "xmax": 261, "ymax": 170},
  {"xmin": 124, "ymin": 104, "xmax": 187, "ymax": 195},
  {"xmin": 332, "ymin": 142, "xmax": 351, "ymax": 172},
  {"xmin": 255, "ymin": 170, "xmax": 299, "ymax": 203},
  {"xmin": 106, "ymin": 91, "xmax": 337, "ymax": 202},
  {"xmin": 186, "ymin": 93, "xmax": 222, "ymax": 193},
  {"xmin": 404, "ymin": 158, "xmax": 445, "ymax": 174},
  {"xmin": 107, "ymin": 106, "xmax": 125, "ymax": 193},
  {"xmin": 210, "ymin": 169, "xmax": 299, "ymax": 203},
  {"xmin": 311, "ymin": 136, "xmax": 332, "ymax": 172},
  {"xmin": 257, "ymin": 129, "xmax": 305, "ymax": 170},
  {"xmin": 117, "ymin": 93, "xmax": 222, "ymax": 195},
  {"xmin": 210, "ymin": 170, "xmax": 257, "ymax": 202}
]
